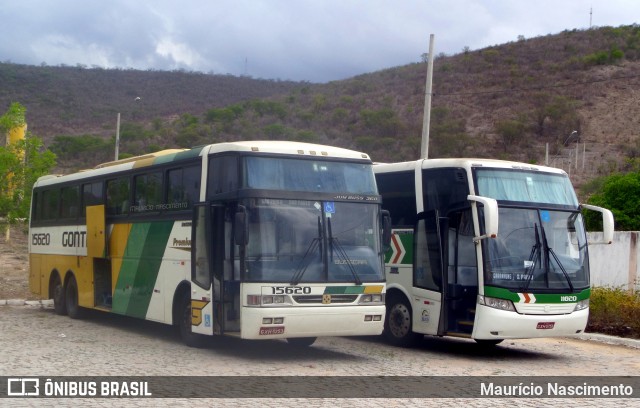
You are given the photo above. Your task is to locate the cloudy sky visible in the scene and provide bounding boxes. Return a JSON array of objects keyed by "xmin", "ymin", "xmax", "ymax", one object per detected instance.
[{"xmin": 0, "ymin": 0, "xmax": 637, "ymax": 83}]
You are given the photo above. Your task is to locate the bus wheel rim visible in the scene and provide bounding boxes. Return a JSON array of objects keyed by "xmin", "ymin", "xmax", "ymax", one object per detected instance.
[{"xmin": 389, "ymin": 303, "xmax": 411, "ymax": 337}]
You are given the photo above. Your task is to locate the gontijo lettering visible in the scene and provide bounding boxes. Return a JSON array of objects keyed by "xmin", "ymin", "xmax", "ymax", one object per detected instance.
[{"xmin": 62, "ymin": 231, "xmax": 87, "ymax": 247}]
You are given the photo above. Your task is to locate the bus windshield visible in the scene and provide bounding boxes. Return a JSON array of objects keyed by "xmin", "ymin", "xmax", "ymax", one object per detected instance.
[
  {"xmin": 483, "ymin": 207, "xmax": 589, "ymax": 291},
  {"xmin": 243, "ymin": 198, "xmax": 384, "ymax": 283},
  {"xmin": 244, "ymin": 157, "xmax": 378, "ymax": 195},
  {"xmin": 475, "ymin": 169, "xmax": 578, "ymax": 206}
]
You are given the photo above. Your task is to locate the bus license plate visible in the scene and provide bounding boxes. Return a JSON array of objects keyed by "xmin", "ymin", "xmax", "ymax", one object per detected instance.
[
  {"xmin": 536, "ymin": 322, "xmax": 555, "ymax": 330},
  {"xmin": 259, "ymin": 326, "xmax": 285, "ymax": 335}
]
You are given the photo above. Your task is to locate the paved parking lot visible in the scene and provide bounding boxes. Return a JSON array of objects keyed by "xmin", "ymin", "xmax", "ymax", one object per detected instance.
[{"xmin": 1, "ymin": 304, "xmax": 638, "ymax": 407}]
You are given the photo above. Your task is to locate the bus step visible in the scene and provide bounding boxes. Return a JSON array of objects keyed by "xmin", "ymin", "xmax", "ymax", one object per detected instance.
[
  {"xmin": 223, "ymin": 332, "xmax": 241, "ymax": 338},
  {"xmin": 458, "ymin": 320, "xmax": 474, "ymax": 326},
  {"xmin": 94, "ymin": 306, "xmax": 112, "ymax": 312},
  {"xmin": 446, "ymin": 332, "xmax": 472, "ymax": 339}
]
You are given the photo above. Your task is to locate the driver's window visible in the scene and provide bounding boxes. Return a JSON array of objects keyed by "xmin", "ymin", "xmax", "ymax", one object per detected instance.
[
  {"xmin": 448, "ymin": 210, "xmax": 477, "ymax": 286},
  {"xmin": 414, "ymin": 212, "xmax": 442, "ymax": 291},
  {"xmin": 192, "ymin": 205, "xmax": 211, "ymax": 289}
]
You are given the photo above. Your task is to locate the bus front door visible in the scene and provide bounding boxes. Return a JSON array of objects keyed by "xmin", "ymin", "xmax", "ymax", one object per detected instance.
[
  {"xmin": 440, "ymin": 209, "xmax": 478, "ymax": 338},
  {"xmin": 191, "ymin": 204, "xmax": 215, "ymax": 336}
]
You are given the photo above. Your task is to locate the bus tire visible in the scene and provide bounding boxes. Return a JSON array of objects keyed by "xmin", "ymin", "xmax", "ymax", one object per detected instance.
[
  {"xmin": 384, "ymin": 295, "xmax": 421, "ymax": 347},
  {"xmin": 52, "ymin": 274, "xmax": 67, "ymax": 316},
  {"xmin": 286, "ymin": 337, "xmax": 317, "ymax": 347},
  {"xmin": 474, "ymin": 339, "xmax": 504, "ymax": 346},
  {"xmin": 65, "ymin": 275, "xmax": 85, "ymax": 319},
  {"xmin": 179, "ymin": 296, "xmax": 207, "ymax": 348}
]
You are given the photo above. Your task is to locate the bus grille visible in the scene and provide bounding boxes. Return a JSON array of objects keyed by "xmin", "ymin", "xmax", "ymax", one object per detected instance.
[
  {"xmin": 515, "ymin": 303, "xmax": 576, "ymax": 315},
  {"xmin": 293, "ymin": 295, "xmax": 358, "ymax": 304}
]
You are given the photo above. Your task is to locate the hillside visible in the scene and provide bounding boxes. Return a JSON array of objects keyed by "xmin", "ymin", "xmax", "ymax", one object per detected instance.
[{"xmin": 2, "ymin": 25, "xmax": 640, "ymax": 194}]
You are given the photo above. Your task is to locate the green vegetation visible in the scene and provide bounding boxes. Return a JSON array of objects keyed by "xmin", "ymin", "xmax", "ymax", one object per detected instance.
[
  {"xmin": 584, "ymin": 171, "xmax": 640, "ymax": 231},
  {"xmin": 587, "ymin": 287, "xmax": 640, "ymax": 339},
  {"xmin": 0, "ymin": 103, "xmax": 57, "ymax": 222}
]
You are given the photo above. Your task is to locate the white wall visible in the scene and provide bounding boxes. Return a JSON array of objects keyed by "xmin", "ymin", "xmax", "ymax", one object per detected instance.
[{"xmin": 588, "ymin": 231, "xmax": 639, "ymax": 290}]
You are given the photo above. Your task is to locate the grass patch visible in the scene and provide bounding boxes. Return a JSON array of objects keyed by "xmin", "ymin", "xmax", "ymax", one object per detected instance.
[{"xmin": 586, "ymin": 286, "xmax": 640, "ymax": 339}]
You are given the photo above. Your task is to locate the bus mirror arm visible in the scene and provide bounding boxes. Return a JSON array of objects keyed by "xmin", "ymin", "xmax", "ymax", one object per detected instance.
[
  {"xmin": 467, "ymin": 195, "xmax": 499, "ymax": 242},
  {"xmin": 234, "ymin": 206, "xmax": 249, "ymax": 246},
  {"xmin": 581, "ymin": 204, "xmax": 614, "ymax": 244},
  {"xmin": 381, "ymin": 210, "xmax": 392, "ymax": 251}
]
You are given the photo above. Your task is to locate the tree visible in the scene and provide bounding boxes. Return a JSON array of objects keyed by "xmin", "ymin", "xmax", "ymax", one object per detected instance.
[
  {"xmin": 0, "ymin": 135, "xmax": 57, "ymax": 221},
  {"xmin": 584, "ymin": 171, "xmax": 640, "ymax": 231}
]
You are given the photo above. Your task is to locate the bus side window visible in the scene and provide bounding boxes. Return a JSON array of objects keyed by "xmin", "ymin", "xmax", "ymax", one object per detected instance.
[
  {"xmin": 414, "ymin": 213, "xmax": 442, "ymax": 291},
  {"xmin": 82, "ymin": 181, "xmax": 103, "ymax": 216},
  {"xmin": 168, "ymin": 165, "xmax": 200, "ymax": 210},
  {"xmin": 106, "ymin": 177, "xmax": 130, "ymax": 216}
]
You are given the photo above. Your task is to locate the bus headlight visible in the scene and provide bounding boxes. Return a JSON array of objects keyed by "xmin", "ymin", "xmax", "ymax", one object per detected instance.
[
  {"xmin": 574, "ymin": 299, "xmax": 589, "ymax": 311},
  {"xmin": 358, "ymin": 294, "xmax": 385, "ymax": 305},
  {"xmin": 478, "ymin": 295, "xmax": 516, "ymax": 312},
  {"xmin": 247, "ymin": 295, "xmax": 291, "ymax": 306}
]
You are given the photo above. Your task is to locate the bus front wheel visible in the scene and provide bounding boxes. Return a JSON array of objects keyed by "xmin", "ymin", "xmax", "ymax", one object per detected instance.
[
  {"xmin": 384, "ymin": 296, "xmax": 421, "ymax": 347},
  {"xmin": 52, "ymin": 274, "xmax": 67, "ymax": 316},
  {"xmin": 179, "ymin": 297, "xmax": 208, "ymax": 348}
]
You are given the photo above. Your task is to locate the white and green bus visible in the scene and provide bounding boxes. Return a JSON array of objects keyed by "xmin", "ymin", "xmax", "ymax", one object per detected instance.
[
  {"xmin": 374, "ymin": 158, "xmax": 613, "ymax": 347},
  {"xmin": 29, "ymin": 141, "xmax": 390, "ymax": 347}
]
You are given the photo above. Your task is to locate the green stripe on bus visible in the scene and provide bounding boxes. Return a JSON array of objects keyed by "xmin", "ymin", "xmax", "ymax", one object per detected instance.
[
  {"xmin": 112, "ymin": 221, "xmax": 174, "ymax": 318},
  {"xmin": 324, "ymin": 286, "xmax": 366, "ymax": 295},
  {"xmin": 384, "ymin": 231, "xmax": 414, "ymax": 264},
  {"xmin": 484, "ymin": 286, "xmax": 591, "ymax": 303}
]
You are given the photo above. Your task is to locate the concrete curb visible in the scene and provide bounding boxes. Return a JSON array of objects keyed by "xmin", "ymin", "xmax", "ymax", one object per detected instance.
[
  {"xmin": 0, "ymin": 299, "xmax": 53, "ymax": 307},
  {"xmin": 577, "ymin": 332, "xmax": 640, "ymax": 349}
]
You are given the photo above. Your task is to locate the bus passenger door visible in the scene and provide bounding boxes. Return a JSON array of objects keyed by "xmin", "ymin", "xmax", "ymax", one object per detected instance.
[
  {"xmin": 87, "ymin": 204, "xmax": 111, "ymax": 308},
  {"xmin": 191, "ymin": 204, "xmax": 215, "ymax": 335},
  {"xmin": 87, "ymin": 205, "xmax": 106, "ymax": 258},
  {"xmin": 411, "ymin": 211, "xmax": 443, "ymax": 336},
  {"xmin": 440, "ymin": 208, "xmax": 478, "ymax": 337}
]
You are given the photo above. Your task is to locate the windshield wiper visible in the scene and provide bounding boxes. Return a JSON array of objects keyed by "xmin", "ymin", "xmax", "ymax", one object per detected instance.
[
  {"xmin": 522, "ymin": 223, "xmax": 541, "ymax": 292},
  {"xmin": 290, "ymin": 217, "xmax": 323, "ymax": 286},
  {"xmin": 328, "ymin": 218, "xmax": 362, "ymax": 286},
  {"xmin": 540, "ymin": 222, "xmax": 574, "ymax": 292}
]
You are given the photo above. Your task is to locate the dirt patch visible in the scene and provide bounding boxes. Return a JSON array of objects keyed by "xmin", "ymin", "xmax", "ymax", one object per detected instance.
[{"xmin": 0, "ymin": 225, "xmax": 38, "ymax": 300}]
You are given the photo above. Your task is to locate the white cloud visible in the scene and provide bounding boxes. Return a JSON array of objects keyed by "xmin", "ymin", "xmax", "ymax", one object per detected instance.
[
  {"xmin": 155, "ymin": 37, "xmax": 204, "ymax": 68},
  {"xmin": 0, "ymin": 0, "xmax": 637, "ymax": 82}
]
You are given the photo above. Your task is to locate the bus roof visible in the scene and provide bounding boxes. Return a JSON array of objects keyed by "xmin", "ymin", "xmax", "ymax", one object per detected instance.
[
  {"xmin": 34, "ymin": 141, "xmax": 371, "ymax": 188},
  {"xmin": 373, "ymin": 158, "xmax": 568, "ymax": 176}
]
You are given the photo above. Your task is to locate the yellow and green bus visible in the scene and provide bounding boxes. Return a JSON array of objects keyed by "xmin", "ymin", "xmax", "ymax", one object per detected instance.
[{"xmin": 29, "ymin": 141, "xmax": 390, "ymax": 347}]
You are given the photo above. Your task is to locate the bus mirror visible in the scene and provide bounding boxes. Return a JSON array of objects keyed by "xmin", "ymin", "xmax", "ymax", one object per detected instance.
[
  {"xmin": 467, "ymin": 195, "xmax": 499, "ymax": 241},
  {"xmin": 581, "ymin": 204, "xmax": 614, "ymax": 244},
  {"xmin": 381, "ymin": 210, "xmax": 392, "ymax": 251},
  {"xmin": 234, "ymin": 206, "xmax": 249, "ymax": 246}
]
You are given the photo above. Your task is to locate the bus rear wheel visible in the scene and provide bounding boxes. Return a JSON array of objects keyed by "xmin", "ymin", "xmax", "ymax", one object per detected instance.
[
  {"xmin": 65, "ymin": 275, "xmax": 85, "ymax": 319},
  {"xmin": 52, "ymin": 274, "xmax": 67, "ymax": 316},
  {"xmin": 384, "ymin": 296, "xmax": 421, "ymax": 347},
  {"xmin": 179, "ymin": 297, "xmax": 207, "ymax": 348},
  {"xmin": 286, "ymin": 337, "xmax": 317, "ymax": 347}
]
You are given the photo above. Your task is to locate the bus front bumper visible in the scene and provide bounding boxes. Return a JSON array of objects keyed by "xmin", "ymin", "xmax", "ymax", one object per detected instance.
[
  {"xmin": 472, "ymin": 304, "xmax": 589, "ymax": 340},
  {"xmin": 240, "ymin": 305, "xmax": 385, "ymax": 340}
]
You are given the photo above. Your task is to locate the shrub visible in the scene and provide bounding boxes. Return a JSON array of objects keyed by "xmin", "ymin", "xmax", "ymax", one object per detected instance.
[{"xmin": 587, "ymin": 287, "xmax": 640, "ymax": 339}]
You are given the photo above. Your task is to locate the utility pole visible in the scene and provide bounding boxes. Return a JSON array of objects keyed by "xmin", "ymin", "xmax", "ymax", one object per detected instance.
[
  {"xmin": 115, "ymin": 112, "xmax": 120, "ymax": 161},
  {"xmin": 420, "ymin": 34, "xmax": 435, "ymax": 160}
]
